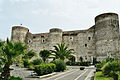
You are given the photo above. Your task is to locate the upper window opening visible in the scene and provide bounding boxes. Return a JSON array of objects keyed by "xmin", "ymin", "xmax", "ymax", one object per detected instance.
[
  {"xmin": 88, "ymin": 37, "xmax": 91, "ymax": 40},
  {"xmin": 41, "ymin": 36, "xmax": 44, "ymax": 38},
  {"xmin": 33, "ymin": 36, "xmax": 36, "ymax": 38},
  {"xmin": 70, "ymin": 37, "xmax": 73, "ymax": 41}
]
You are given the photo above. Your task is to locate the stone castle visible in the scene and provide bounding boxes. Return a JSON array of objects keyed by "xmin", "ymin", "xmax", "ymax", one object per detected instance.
[{"xmin": 11, "ymin": 13, "xmax": 120, "ymax": 62}]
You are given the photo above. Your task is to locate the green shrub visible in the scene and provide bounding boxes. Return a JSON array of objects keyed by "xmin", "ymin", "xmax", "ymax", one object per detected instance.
[
  {"xmin": 0, "ymin": 68, "xmax": 3, "ymax": 72},
  {"xmin": 10, "ymin": 76, "xmax": 23, "ymax": 80},
  {"xmin": 32, "ymin": 58, "xmax": 43, "ymax": 65},
  {"xmin": 101, "ymin": 60, "xmax": 120, "ymax": 80},
  {"xmin": 51, "ymin": 59, "xmax": 66, "ymax": 72},
  {"xmin": 102, "ymin": 60, "xmax": 120, "ymax": 76},
  {"xmin": 96, "ymin": 64, "xmax": 102, "ymax": 72},
  {"xmin": 23, "ymin": 59, "xmax": 32, "ymax": 68},
  {"xmin": 80, "ymin": 61, "xmax": 90, "ymax": 66},
  {"xmin": 34, "ymin": 63, "xmax": 56, "ymax": 76},
  {"xmin": 66, "ymin": 61, "xmax": 90, "ymax": 66}
]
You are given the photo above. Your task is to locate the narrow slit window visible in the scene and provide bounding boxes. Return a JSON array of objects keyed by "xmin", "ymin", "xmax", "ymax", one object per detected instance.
[
  {"xmin": 85, "ymin": 44, "xmax": 87, "ymax": 47},
  {"xmin": 42, "ymin": 40, "xmax": 45, "ymax": 43}
]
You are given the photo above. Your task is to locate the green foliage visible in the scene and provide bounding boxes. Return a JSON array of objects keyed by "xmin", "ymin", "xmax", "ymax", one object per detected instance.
[
  {"xmin": 51, "ymin": 43, "xmax": 74, "ymax": 61},
  {"xmin": 23, "ymin": 50, "xmax": 37, "ymax": 60},
  {"xmin": 102, "ymin": 60, "xmax": 120, "ymax": 76},
  {"xmin": 23, "ymin": 59, "xmax": 32, "ymax": 68},
  {"xmin": 68, "ymin": 55, "xmax": 75, "ymax": 62},
  {"xmin": 95, "ymin": 71, "xmax": 113, "ymax": 80},
  {"xmin": 95, "ymin": 57, "xmax": 115, "ymax": 72},
  {"xmin": 39, "ymin": 50, "xmax": 51, "ymax": 62},
  {"xmin": 10, "ymin": 76, "xmax": 23, "ymax": 80},
  {"xmin": 106, "ymin": 56, "xmax": 116, "ymax": 62},
  {"xmin": 32, "ymin": 58, "xmax": 43, "ymax": 65},
  {"xmin": 95, "ymin": 59, "xmax": 106, "ymax": 72},
  {"xmin": 66, "ymin": 61, "xmax": 90, "ymax": 66},
  {"xmin": 93, "ymin": 58, "xmax": 100, "ymax": 65},
  {"xmin": 0, "ymin": 38, "xmax": 28, "ymax": 79},
  {"xmin": 96, "ymin": 64, "xmax": 102, "ymax": 71},
  {"xmin": 51, "ymin": 59, "xmax": 66, "ymax": 72},
  {"xmin": 34, "ymin": 63, "xmax": 56, "ymax": 76},
  {"xmin": 0, "ymin": 68, "xmax": 3, "ymax": 72}
]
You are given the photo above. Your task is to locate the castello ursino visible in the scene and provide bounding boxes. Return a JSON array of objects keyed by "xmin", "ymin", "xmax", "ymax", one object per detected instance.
[{"xmin": 11, "ymin": 13, "xmax": 120, "ymax": 62}]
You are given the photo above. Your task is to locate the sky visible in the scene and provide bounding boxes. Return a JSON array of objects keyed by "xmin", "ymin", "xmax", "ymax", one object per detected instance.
[{"xmin": 0, "ymin": 0, "xmax": 120, "ymax": 40}]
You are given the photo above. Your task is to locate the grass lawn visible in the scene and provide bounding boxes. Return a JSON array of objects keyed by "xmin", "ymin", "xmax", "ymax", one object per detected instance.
[{"xmin": 95, "ymin": 71, "xmax": 113, "ymax": 80}]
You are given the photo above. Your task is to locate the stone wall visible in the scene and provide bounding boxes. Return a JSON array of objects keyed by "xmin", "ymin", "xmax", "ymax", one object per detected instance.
[
  {"xmin": 11, "ymin": 12, "xmax": 120, "ymax": 62},
  {"xmin": 95, "ymin": 13, "xmax": 119, "ymax": 61}
]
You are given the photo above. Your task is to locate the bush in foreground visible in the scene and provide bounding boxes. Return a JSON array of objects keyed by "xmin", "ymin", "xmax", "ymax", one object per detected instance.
[
  {"xmin": 51, "ymin": 59, "xmax": 66, "ymax": 72},
  {"xmin": 102, "ymin": 60, "xmax": 120, "ymax": 80},
  {"xmin": 31, "ymin": 58, "xmax": 43, "ymax": 65},
  {"xmin": 10, "ymin": 76, "xmax": 23, "ymax": 80},
  {"xmin": 23, "ymin": 59, "xmax": 32, "ymax": 68},
  {"xmin": 34, "ymin": 63, "xmax": 56, "ymax": 76}
]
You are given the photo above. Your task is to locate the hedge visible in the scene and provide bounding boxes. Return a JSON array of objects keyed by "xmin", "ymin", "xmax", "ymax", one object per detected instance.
[
  {"xmin": 34, "ymin": 63, "xmax": 56, "ymax": 76},
  {"xmin": 66, "ymin": 61, "xmax": 90, "ymax": 66},
  {"xmin": 31, "ymin": 58, "xmax": 43, "ymax": 65},
  {"xmin": 51, "ymin": 59, "xmax": 66, "ymax": 72}
]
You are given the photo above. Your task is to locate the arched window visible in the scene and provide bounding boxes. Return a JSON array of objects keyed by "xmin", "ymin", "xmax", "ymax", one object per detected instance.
[{"xmin": 88, "ymin": 37, "xmax": 91, "ymax": 40}]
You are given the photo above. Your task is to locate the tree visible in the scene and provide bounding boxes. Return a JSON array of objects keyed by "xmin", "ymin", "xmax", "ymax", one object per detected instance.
[
  {"xmin": 51, "ymin": 43, "xmax": 74, "ymax": 61},
  {"xmin": 39, "ymin": 50, "xmax": 51, "ymax": 62},
  {"xmin": 22, "ymin": 50, "xmax": 37, "ymax": 60},
  {"xmin": 13, "ymin": 50, "xmax": 36, "ymax": 66},
  {"xmin": 0, "ymin": 38, "xmax": 27, "ymax": 80},
  {"xmin": 102, "ymin": 60, "xmax": 120, "ymax": 80},
  {"xmin": 68, "ymin": 55, "xmax": 75, "ymax": 62}
]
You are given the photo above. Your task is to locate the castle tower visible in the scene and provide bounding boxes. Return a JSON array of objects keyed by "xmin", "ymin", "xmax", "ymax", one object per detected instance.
[
  {"xmin": 11, "ymin": 26, "xmax": 29, "ymax": 43},
  {"xmin": 94, "ymin": 13, "xmax": 119, "ymax": 60},
  {"xmin": 48, "ymin": 28, "xmax": 62, "ymax": 50}
]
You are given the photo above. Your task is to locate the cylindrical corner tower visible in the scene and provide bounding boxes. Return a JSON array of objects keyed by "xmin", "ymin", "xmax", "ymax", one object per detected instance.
[
  {"xmin": 95, "ymin": 13, "xmax": 119, "ymax": 60},
  {"xmin": 11, "ymin": 26, "xmax": 29, "ymax": 43},
  {"xmin": 48, "ymin": 28, "xmax": 63, "ymax": 50}
]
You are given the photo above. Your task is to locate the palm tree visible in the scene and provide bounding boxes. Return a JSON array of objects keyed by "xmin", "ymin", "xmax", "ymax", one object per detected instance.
[
  {"xmin": 68, "ymin": 55, "xmax": 75, "ymax": 62},
  {"xmin": 39, "ymin": 50, "xmax": 51, "ymax": 62},
  {"xmin": 23, "ymin": 50, "xmax": 37, "ymax": 60},
  {"xmin": 0, "ymin": 38, "xmax": 27, "ymax": 80},
  {"xmin": 51, "ymin": 43, "xmax": 74, "ymax": 61}
]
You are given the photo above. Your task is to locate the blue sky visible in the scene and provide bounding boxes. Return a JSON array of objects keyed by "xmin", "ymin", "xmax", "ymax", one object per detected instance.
[{"xmin": 0, "ymin": 0, "xmax": 120, "ymax": 40}]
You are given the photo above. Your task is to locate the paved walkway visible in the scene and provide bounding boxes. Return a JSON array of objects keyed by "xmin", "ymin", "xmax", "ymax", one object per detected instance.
[{"xmin": 10, "ymin": 65, "xmax": 95, "ymax": 80}]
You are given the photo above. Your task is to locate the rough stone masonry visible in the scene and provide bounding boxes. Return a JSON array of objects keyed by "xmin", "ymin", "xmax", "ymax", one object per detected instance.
[{"xmin": 11, "ymin": 13, "xmax": 120, "ymax": 62}]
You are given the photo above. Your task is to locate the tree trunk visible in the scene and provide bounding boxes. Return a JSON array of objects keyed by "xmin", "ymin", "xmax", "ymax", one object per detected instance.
[
  {"xmin": 1, "ymin": 63, "xmax": 10, "ymax": 80},
  {"xmin": 113, "ymin": 73, "xmax": 118, "ymax": 80}
]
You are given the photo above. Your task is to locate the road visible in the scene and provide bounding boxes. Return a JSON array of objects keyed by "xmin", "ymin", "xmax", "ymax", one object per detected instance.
[
  {"xmin": 11, "ymin": 65, "xmax": 95, "ymax": 80},
  {"xmin": 42, "ymin": 66, "xmax": 95, "ymax": 80}
]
